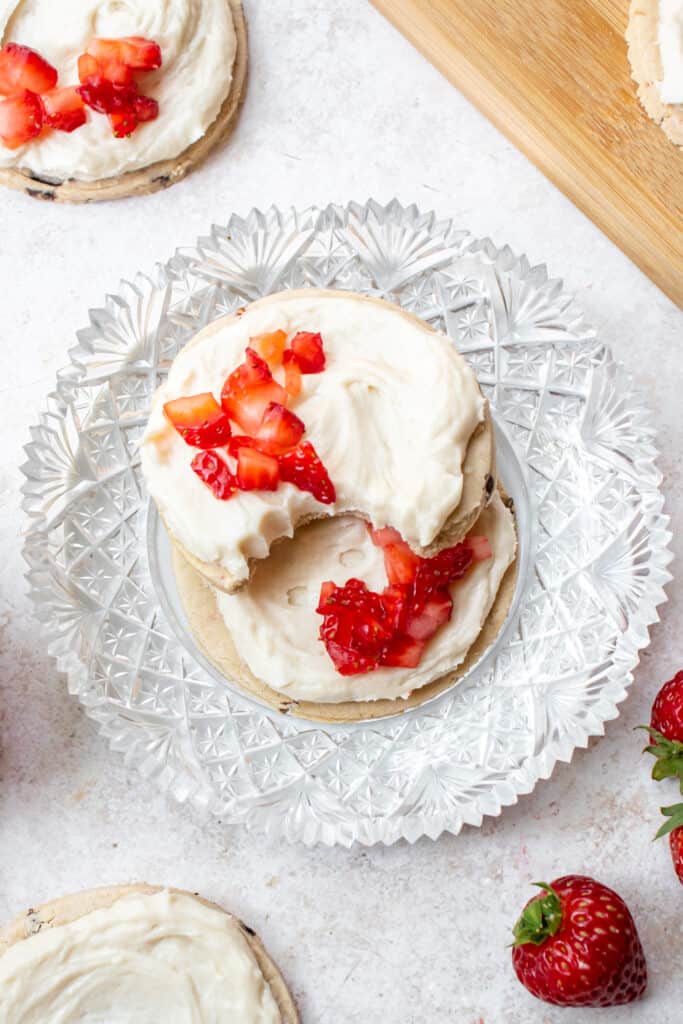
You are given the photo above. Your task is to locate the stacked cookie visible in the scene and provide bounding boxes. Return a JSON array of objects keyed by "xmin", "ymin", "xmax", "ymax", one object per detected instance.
[{"xmin": 141, "ymin": 289, "xmax": 518, "ymax": 723}]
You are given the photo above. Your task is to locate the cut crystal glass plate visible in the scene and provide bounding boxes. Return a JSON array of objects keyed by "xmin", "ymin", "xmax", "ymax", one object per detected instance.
[{"xmin": 22, "ymin": 200, "xmax": 672, "ymax": 847}]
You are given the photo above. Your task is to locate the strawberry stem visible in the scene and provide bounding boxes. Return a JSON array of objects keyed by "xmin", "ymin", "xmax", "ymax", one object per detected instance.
[
  {"xmin": 511, "ymin": 883, "xmax": 562, "ymax": 947},
  {"xmin": 655, "ymin": 803, "xmax": 683, "ymax": 841},
  {"xmin": 636, "ymin": 726, "xmax": 683, "ymax": 793}
]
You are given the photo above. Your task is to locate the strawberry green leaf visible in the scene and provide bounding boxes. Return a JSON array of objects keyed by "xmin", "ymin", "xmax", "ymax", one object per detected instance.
[
  {"xmin": 512, "ymin": 883, "xmax": 563, "ymax": 947},
  {"xmin": 636, "ymin": 726, "xmax": 683, "ymax": 792},
  {"xmin": 654, "ymin": 803, "xmax": 683, "ymax": 841}
]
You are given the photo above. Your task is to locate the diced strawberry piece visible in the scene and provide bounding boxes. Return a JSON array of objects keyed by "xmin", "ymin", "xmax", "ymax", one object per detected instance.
[
  {"xmin": 413, "ymin": 544, "xmax": 473, "ymax": 601},
  {"xmin": 42, "ymin": 88, "xmax": 86, "ymax": 133},
  {"xmin": 226, "ymin": 435, "xmax": 283, "ymax": 459},
  {"xmin": 290, "ymin": 331, "xmax": 326, "ymax": 373},
  {"xmin": 88, "ymin": 36, "xmax": 162, "ymax": 71},
  {"xmin": 381, "ymin": 584, "xmax": 409, "ymax": 633},
  {"xmin": 191, "ymin": 450, "xmax": 238, "ymax": 500},
  {"xmin": 109, "ymin": 109, "xmax": 137, "ymax": 138},
  {"xmin": 370, "ymin": 526, "xmax": 403, "ymax": 548},
  {"xmin": 257, "ymin": 402, "xmax": 305, "ymax": 452},
  {"xmin": 252, "ymin": 330, "xmax": 287, "ymax": 368},
  {"xmin": 404, "ymin": 592, "xmax": 453, "ymax": 640},
  {"xmin": 383, "ymin": 541, "xmax": 420, "ymax": 585},
  {"xmin": 278, "ymin": 441, "xmax": 336, "ymax": 504},
  {"xmin": 0, "ymin": 90, "xmax": 43, "ymax": 150},
  {"xmin": 0, "ymin": 43, "xmax": 57, "ymax": 96},
  {"xmin": 236, "ymin": 447, "xmax": 280, "ymax": 492},
  {"xmin": 221, "ymin": 348, "xmax": 287, "ymax": 433},
  {"xmin": 227, "ymin": 435, "xmax": 279, "ymax": 458},
  {"xmin": 323, "ymin": 640, "xmax": 377, "ymax": 676},
  {"xmin": 318, "ymin": 579, "xmax": 394, "ymax": 659},
  {"xmin": 133, "ymin": 93, "xmax": 158, "ymax": 122},
  {"xmin": 382, "ymin": 636, "xmax": 426, "ymax": 669},
  {"xmin": 163, "ymin": 393, "xmax": 232, "ymax": 449},
  {"xmin": 77, "ymin": 53, "xmax": 99, "ymax": 84},
  {"xmin": 223, "ymin": 381, "xmax": 287, "ymax": 434},
  {"xmin": 465, "ymin": 535, "xmax": 493, "ymax": 562},
  {"xmin": 77, "ymin": 76, "xmax": 138, "ymax": 114},
  {"xmin": 318, "ymin": 581, "xmax": 336, "ymax": 607},
  {"xmin": 233, "ymin": 347, "xmax": 273, "ymax": 387},
  {"xmin": 283, "ymin": 353, "xmax": 302, "ymax": 400},
  {"xmin": 78, "ymin": 52, "xmax": 133, "ymax": 86}
]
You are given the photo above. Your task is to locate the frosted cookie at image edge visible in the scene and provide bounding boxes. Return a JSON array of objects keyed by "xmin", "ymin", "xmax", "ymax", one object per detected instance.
[
  {"xmin": 172, "ymin": 489, "xmax": 518, "ymax": 723},
  {"xmin": 626, "ymin": 0, "xmax": 683, "ymax": 146},
  {"xmin": 0, "ymin": 0, "xmax": 247, "ymax": 200},
  {"xmin": 0, "ymin": 885, "xmax": 298, "ymax": 1023},
  {"xmin": 141, "ymin": 289, "xmax": 496, "ymax": 595}
]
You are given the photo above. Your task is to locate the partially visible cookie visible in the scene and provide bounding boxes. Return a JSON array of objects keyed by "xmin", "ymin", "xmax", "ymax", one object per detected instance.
[
  {"xmin": 0, "ymin": 0, "xmax": 248, "ymax": 202},
  {"xmin": 626, "ymin": 0, "xmax": 683, "ymax": 146},
  {"xmin": 0, "ymin": 884, "xmax": 298, "ymax": 1023},
  {"xmin": 171, "ymin": 489, "xmax": 518, "ymax": 723}
]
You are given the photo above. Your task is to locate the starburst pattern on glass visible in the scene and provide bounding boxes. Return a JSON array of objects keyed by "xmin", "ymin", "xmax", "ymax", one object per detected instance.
[{"xmin": 22, "ymin": 201, "xmax": 672, "ymax": 846}]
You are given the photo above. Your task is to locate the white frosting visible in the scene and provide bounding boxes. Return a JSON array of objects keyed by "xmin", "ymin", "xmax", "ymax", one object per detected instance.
[
  {"xmin": 0, "ymin": 0, "xmax": 236, "ymax": 180},
  {"xmin": 659, "ymin": 0, "xmax": 683, "ymax": 103},
  {"xmin": 0, "ymin": 890, "xmax": 281, "ymax": 1023},
  {"xmin": 216, "ymin": 491, "xmax": 516, "ymax": 703},
  {"xmin": 141, "ymin": 292, "xmax": 486, "ymax": 586}
]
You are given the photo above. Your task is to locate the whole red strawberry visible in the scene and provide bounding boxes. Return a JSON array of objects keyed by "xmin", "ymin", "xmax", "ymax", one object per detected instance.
[
  {"xmin": 651, "ymin": 669, "xmax": 683, "ymax": 741},
  {"xmin": 656, "ymin": 804, "xmax": 683, "ymax": 886},
  {"xmin": 511, "ymin": 876, "xmax": 647, "ymax": 1007}
]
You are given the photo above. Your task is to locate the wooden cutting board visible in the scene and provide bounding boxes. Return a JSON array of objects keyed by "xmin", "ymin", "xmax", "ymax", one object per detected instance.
[{"xmin": 371, "ymin": 0, "xmax": 683, "ymax": 307}]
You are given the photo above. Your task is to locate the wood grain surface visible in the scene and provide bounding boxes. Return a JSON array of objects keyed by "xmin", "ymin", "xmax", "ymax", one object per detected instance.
[{"xmin": 371, "ymin": 0, "xmax": 683, "ymax": 307}]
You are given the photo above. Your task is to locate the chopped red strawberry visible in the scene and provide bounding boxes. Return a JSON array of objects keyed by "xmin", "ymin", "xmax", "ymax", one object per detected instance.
[
  {"xmin": 323, "ymin": 640, "xmax": 378, "ymax": 676},
  {"xmin": 236, "ymin": 447, "xmax": 280, "ymax": 492},
  {"xmin": 0, "ymin": 90, "xmax": 43, "ymax": 150},
  {"xmin": 278, "ymin": 441, "xmax": 336, "ymax": 504},
  {"xmin": 77, "ymin": 76, "xmax": 138, "ymax": 114},
  {"xmin": 221, "ymin": 347, "xmax": 287, "ymax": 433},
  {"xmin": 107, "ymin": 93, "xmax": 158, "ymax": 136},
  {"xmin": 382, "ymin": 635, "xmax": 426, "ymax": 668},
  {"xmin": 369, "ymin": 526, "xmax": 403, "ymax": 548},
  {"xmin": 109, "ymin": 109, "xmax": 137, "ymax": 138},
  {"xmin": 78, "ymin": 52, "xmax": 133, "ymax": 87},
  {"xmin": 0, "ymin": 43, "xmax": 57, "ymax": 96},
  {"xmin": 257, "ymin": 402, "xmax": 305, "ymax": 452},
  {"xmin": 404, "ymin": 592, "xmax": 453, "ymax": 640},
  {"xmin": 41, "ymin": 87, "xmax": 87, "ymax": 133},
  {"xmin": 163, "ymin": 392, "xmax": 232, "ymax": 449},
  {"xmin": 132, "ymin": 93, "xmax": 158, "ymax": 122},
  {"xmin": 226, "ymin": 435, "xmax": 281, "ymax": 458},
  {"xmin": 87, "ymin": 36, "xmax": 162, "ymax": 71},
  {"xmin": 318, "ymin": 578, "xmax": 396, "ymax": 673},
  {"xmin": 283, "ymin": 353, "xmax": 302, "ymax": 400},
  {"xmin": 191, "ymin": 450, "xmax": 238, "ymax": 500},
  {"xmin": 413, "ymin": 545, "xmax": 474, "ymax": 603},
  {"xmin": 319, "ymin": 527, "xmax": 489, "ymax": 675},
  {"xmin": 381, "ymin": 584, "xmax": 409, "ymax": 633},
  {"xmin": 290, "ymin": 331, "xmax": 326, "ymax": 373},
  {"xmin": 223, "ymin": 382, "xmax": 288, "ymax": 434},
  {"xmin": 465, "ymin": 535, "xmax": 493, "ymax": 561},
  {"xmin": 383, "ymin": 541, "xmax": 420, "ymax": 585},
  {"xmin": 251, "ymin": 330, "xmax": 287, "ymax": 368}
]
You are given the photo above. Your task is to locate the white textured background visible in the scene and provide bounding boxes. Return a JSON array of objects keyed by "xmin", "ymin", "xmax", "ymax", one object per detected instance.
[{"xmin": 1, "ymin": 3, "xmax": 682, "ymax": 1022}]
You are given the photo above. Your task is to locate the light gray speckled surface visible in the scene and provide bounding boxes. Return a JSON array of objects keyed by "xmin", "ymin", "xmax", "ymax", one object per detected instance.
[{"xmin": 0, "ymin": 2, "xmax": 681, "ymax": 1022}]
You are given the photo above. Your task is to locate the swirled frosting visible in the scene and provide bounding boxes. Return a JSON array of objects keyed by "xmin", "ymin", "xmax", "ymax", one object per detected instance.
[
  {"xmin": 0, "ymin": 890, "xmax": 281, "ymax": 1023},
  {"xmin": 216, "ymin": 490, "xmax": 516, "ymax": 702},
  {"xmin": 0, "ymin": 0, "xmax": 236, "ymax": 180},
  {"xmin": 141, "ymin": 291, "xmax": 486, "ymax": 586}
]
